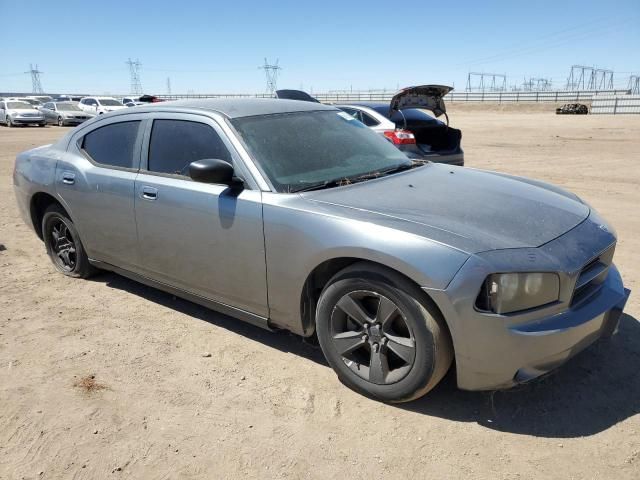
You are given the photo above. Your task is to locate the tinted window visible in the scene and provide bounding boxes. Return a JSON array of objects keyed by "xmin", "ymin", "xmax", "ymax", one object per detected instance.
[
  {"xmin": 82, "ymin": 121, "xmax": 141, "ymax": 169},
  {"xmin": 43, "ymin": 103, "xmax": 53, "ymax": 109},
  {"xmin": 147, "ymin": 119, "xmax": 232, "ymax": 175},
  {"xmin": 360, "ymin": 112, "xmax": 380, "ymax": 127}
]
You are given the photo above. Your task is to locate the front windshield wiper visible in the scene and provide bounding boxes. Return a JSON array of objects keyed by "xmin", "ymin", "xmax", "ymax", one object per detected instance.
[
  {"xmin": 290, "ymin": 161, "xmax": 426, "ymax": 193},
  {"xmin": 289, "ymin": 177, "xmax": 355, "ymax": 193}
]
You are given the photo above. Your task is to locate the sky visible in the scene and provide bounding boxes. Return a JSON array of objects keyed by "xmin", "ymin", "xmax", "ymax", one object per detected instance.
[{"xmin": 1, "ymin": 0, "xmax": 639, "ymax": 95}]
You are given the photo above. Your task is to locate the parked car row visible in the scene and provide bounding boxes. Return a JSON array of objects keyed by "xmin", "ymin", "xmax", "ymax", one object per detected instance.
[{"xmin": 0, "ymin": 93, "xmax": 166, "ymax": 128}]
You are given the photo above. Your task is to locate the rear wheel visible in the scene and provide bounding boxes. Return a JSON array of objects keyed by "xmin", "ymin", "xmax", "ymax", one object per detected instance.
[
  {"xmin": 316, "ymin": 263, "xmax": 453, "ymax": 403},
  {"xmin": 42, "ymin": 204, "xmax": 95, "ymax": 278}
]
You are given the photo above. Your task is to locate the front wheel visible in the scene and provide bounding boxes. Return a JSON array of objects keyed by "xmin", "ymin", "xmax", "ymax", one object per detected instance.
[
  {"xmin": 57, "ymin": 116, "xmax": 64, "ymax": 127},
  {"xmin": 316, "ymin": 263, "xmax": 453, "ymax": 403},
  {"xmin": 6, "ymin": 116, "xmax": 13, "ymax": 127},
  {"xmin": 42, "ymin": 204, "xmax": 96, "ymax": 278}
]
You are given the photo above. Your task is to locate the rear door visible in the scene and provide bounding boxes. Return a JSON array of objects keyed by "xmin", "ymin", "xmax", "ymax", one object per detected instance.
[
  {"xmin": 133, "ymin": 112, "xmax": 268, "ymax": 317},
  {"xmin": 57, "ymin": 116, "xmax": 146, "ymax": 268}
]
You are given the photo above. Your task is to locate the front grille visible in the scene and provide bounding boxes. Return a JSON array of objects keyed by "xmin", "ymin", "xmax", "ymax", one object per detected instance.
[{"xmin": 571, "ymin": 243, "xmax": 615, "ymax": 307}]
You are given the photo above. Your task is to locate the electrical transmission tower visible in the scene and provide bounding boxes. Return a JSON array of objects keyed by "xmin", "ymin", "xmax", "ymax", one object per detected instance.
[
  {"xmin": 629, "ymin": 75, "xmax": 640, "ymax": 94},
  {"xmin": 166, "ymin": 77, "xmax": 172, "ymax": 96},
  {"xmin": 566, "ymin": 65, "xmax": 613, "ymax": 90},
  {"xmin": 466, "ymin": 72, "xmax": 506, "ymax": 92},
  {"xmin": 259, "ymin": 58, "xmax": 282, "ymax": 95},
  {"xmin": 523, "ymin": 77, "xmax": 552, "ymax": 91},
  {"xmin": 25, "ymin": 64, "xmax": 44, "ymax": 93},
  {"xmin": 126, "ymin": 58, "xmax": 143, "ymax": 95}
]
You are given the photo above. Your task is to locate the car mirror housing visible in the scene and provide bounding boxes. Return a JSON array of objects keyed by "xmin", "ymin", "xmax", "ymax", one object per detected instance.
[{"xmin": 189, "ymin": 158, "xmax": 240, "ymax": 186}]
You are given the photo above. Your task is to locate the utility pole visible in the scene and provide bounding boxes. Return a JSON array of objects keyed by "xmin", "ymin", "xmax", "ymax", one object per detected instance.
[
  {"xmin": 126, "ymin": 58, "xmax": 143, "ymax": 95},
  {"xmin": 259, "ymin": 58, "xmax": 282, "ymax": 95},
  {"xmin": 25, "ymin": 64, "xmax": 44, "ymax": 93},
  {"xmin": 166, "ymin": 77, "xmax": 172, "ymax": 96}
]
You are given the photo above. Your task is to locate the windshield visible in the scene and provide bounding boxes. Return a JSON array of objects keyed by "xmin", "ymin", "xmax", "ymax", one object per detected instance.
[
  {"xmin": 20, "ymin": 99, "xmax": 41, "ymax": 106},
  {"xmin": 98, "ymin": 99, "xmax": 123, "ymax": 106},
  {"xmin": 57, "ymin": 103, "xmax": 82, "ymax": 111},
  {"xmin": 7, "ymin": 102, "xmax": 34, "ymax": 109},
  {"xmin": 232, "ymin": 110, "xmax": 410, "ymax": 192}
]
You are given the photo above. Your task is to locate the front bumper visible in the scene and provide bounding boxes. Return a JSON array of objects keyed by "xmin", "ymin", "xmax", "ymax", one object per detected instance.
[
  {"xmin": 425, "ymin": 211, "xmax": 630, "ymax": 390},
  {"xmin": 12, "ymin": 117, "xmax": 45, "ymax": 125}
]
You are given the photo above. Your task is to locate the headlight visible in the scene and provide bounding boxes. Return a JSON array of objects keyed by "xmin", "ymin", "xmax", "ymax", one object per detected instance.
[{"xmin": 476, "ymin": 272, "xmax": 560, "ymax": 314}]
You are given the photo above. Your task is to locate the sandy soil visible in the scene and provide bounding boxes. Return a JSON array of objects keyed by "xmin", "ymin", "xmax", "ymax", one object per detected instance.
[{"xmin": 1, "ymin": 110, "xmax": 639, "ymax": 480}]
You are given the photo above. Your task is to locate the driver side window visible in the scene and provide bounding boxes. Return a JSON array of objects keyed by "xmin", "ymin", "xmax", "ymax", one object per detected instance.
[{"xmin": 147, "ymin": 119, "xmax": 232, "ymax": 176}]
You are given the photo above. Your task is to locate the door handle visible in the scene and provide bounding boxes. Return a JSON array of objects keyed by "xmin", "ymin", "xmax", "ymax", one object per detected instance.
[
  {"xmin": 141, "ymin": 186, "xmax": 158, "ymax": 200},
  {"xmin": 62, "ymin": 172, "xmax": 75, "ymax": 185}
]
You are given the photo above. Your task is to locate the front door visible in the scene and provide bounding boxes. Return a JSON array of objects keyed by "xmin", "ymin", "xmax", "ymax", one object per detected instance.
[{"xmin": 134, "ymin": 114, "xmax": 268, "ymax": 317}]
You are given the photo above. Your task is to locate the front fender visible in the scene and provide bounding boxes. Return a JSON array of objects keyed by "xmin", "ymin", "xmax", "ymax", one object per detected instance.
[{"xmin": 262, "ymin": 196, "xmax": 469, "ymax": 335}]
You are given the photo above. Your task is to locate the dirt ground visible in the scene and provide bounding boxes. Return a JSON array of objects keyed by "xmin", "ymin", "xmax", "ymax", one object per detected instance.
[{"xmin": 1, "ymin": 107, "xmax": 639, "ymax": 480}]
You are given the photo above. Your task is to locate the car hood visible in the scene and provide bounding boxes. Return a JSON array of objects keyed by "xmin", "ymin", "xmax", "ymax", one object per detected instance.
[
  {"xmin": 389, "ymin": 85, "xmax": 453, "ymax": 118},
  {"xmin": 8, "ymin": 109, "xmax": 43, "ymax": 116},
  {"xmin": 301, "ymin": 164, "xmax": 589, "ymax": 253},
  {"xmin": 99, "ymin": 105, "xmax": 126, "ymax": 111}
]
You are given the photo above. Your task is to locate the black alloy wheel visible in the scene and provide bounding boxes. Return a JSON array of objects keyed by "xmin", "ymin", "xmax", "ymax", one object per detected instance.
[
  {"xmin": 48, "ymin": 217, "xmax": 77, "ymax": 271},
  {"xmin": 316, "ymin": 263, "xmax": 453, "ymax": 403},
  {"xmin": 329, "ymin": 290, "xmax": 416, "ymax": 385},
  {"xmin": 42, "ymin": 204, "xmax": 96, "ymax": 278}
]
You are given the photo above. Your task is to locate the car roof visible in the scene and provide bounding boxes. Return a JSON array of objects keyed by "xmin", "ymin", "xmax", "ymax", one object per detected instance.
[
  {"xmin": 339, "ymin": 102, "xmax": 388, "ymax": 109},
  {"xmin": 144, "ymin": 98, "xmax": 337, "ymax": 119}
]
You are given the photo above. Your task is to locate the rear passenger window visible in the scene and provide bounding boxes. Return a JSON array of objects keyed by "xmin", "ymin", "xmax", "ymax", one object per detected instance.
[
  {"xmin": 361, "ymin": 112, "xmax": 380, "ymax": 127},
  {"xmin": 82, "ymin": 121, "xmax": 140, "ymax": 169},
  {"xmin": 147, "ymin": 119, "xmax": 232, "ymax": 175}
]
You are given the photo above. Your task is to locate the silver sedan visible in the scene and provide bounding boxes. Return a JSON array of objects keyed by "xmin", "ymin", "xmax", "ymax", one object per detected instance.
[
  {"xmin": 41, "ymin": 101, "xmax": 94, "ymax": 126},
  {"xmin": 12, "ymin": 99, "xmax": 630, "ymax": 402}
]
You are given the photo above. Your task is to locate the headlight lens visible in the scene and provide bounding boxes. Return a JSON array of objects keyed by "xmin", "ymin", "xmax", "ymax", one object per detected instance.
[{"xmin": 476, "ymin": 272, "xmax": 560, "ymax": 314}]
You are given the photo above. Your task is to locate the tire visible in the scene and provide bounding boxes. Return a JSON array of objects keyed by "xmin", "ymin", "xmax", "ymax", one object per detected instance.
[
  {"xmin": 57, "ymin": 116, "xmax": 64, "ymax": 127},
  {"xmin": 316, "ymin": 263, "xmax": 453, "ymax": 403},
  {"xmin": 42, "ymin": 204, "xmax": 96, "ymax": 278},
  {"xmin": 6, "ymin": 116, "xmax": 13, "ymax": 128},
  {"xmin": 39, "ymin": 123, "xmax": 46, "ymax": 127}
]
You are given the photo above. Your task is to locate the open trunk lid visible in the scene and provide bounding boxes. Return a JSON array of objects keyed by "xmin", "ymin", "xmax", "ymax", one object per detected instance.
[{"xmin": 389, "ymin": 85, "xmax": 453, "ymax": 118}]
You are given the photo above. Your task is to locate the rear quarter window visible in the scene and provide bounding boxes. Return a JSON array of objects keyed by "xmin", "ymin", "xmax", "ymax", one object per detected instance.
[{"xmin": 82, "ymin": 121, "xmax": 141, "ymax": 169}]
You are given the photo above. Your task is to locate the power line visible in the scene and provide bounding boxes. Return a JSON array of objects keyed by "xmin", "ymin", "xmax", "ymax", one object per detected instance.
[
  {"xmin": 126, "ymin": 58, "xmax": 143, "ymax": 95},
  {"xmin": 259, "ymin": 58, "xmax": 282, "ymax": 95},
  {"xmin": 25, "ymin": 64, "xmax": 44, "ymax": 93}
]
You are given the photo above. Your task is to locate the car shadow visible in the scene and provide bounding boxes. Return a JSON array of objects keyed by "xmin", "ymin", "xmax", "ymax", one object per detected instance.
[
  {"xmin": 95, "ymin": 271, "xmax": 639, "ymax": 438},
  {"xmin": 94, "ymin": 271, "xmax": 327, "ymax": 365}
]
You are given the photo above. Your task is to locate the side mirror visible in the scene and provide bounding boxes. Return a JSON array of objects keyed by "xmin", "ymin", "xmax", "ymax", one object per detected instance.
[{"xmin": 189, "ymin": 159, "xmax": 241, "ymax": 187}]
